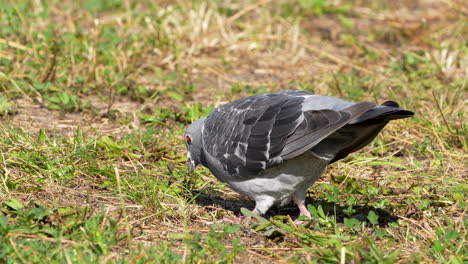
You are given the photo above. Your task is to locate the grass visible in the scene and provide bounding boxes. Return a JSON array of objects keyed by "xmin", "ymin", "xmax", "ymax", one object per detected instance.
[{"xmin": 0, "ymin": 0, "xmax": 466, "ymax": 263}]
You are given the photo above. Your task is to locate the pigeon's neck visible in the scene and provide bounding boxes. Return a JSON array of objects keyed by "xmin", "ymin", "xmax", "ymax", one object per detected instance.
[{"xmin": 199, "ymin": 147, "xmax": 207, "ymax": 167}]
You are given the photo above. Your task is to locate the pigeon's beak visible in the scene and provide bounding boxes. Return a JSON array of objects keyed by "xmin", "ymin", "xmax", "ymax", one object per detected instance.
[{"xmin": 187, "ymin": 153, "xmax": 195, "ymax": 174}]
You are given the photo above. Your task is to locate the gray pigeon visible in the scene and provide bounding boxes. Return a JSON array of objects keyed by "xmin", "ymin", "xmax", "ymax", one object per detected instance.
[{"xmin": 184, "ymin": 90, "xmax": 413, "ymax": 221}]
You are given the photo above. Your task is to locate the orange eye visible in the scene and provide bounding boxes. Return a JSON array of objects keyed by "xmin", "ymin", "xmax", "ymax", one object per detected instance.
[{"xmin": 186, "ymin": 135, "xmax": 192, "ymax": 144}]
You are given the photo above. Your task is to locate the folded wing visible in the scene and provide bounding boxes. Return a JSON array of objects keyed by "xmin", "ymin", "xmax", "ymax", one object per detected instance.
[{"xmin": 203, "ymin": 91, "xmax": 375, "ymax": 177}]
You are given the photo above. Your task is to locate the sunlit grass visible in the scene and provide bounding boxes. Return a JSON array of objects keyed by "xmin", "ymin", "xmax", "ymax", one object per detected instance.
[{"xmin": 0, "ymin": 0, "xmax": 466, "ymax": 263}]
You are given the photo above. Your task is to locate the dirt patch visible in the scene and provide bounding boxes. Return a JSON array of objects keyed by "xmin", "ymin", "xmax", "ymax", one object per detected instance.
[{"xmin": 4, "ymin": 97, "xmax": 145, "ymax": 137}]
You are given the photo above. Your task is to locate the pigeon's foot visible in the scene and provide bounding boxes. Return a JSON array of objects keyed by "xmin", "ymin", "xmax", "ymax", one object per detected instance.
[
  {"xmin": 293, "ymin": 217, "xmax": 311, "ymax": 225},
  {"xmin": 293, "ymin": 198, "xmax": 312, "ymax": 225}
]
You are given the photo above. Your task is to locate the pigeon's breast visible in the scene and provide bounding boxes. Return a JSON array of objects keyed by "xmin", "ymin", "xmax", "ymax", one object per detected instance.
[{"xmin": 225, "ymin": 151, "xmax": 330, "ymax": 205}]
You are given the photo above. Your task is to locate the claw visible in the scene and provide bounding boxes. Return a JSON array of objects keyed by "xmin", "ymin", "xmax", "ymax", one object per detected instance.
[{"xmin": 293, "ymin": 217, "xmax": 311, "ymax": 225}]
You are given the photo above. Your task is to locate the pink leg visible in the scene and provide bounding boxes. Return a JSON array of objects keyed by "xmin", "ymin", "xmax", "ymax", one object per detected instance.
[
  {"xmin": 293, "ymin": 196, "xmax": 311, "ymax": 224},
  {"xmin": 297, "ymin": 201, "xmax": 312, "ymax": 218}
]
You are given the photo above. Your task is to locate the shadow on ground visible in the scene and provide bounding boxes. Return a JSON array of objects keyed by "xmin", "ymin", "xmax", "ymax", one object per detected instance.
[{"xmin": 193, "ymin": 189, "xmax": 399, "ymax": 227}]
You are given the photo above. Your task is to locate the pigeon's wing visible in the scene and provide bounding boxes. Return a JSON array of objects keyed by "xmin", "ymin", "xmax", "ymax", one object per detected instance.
[
  {"xmin": 203, "ymin": 90, "xmax": 375, "ymax": 177},
  {"xmin": 278, "ymin": 101, "xmax": 375, "ymax": 160},
  {"xmin": 203, "ymin": 92, "xmax": 308, "ymax": 176}
]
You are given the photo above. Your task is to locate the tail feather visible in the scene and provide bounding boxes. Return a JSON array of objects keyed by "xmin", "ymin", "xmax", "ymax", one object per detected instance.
[
  {"xmin": 381, "ymin": 100, "xmax": 400, "ymax": 108},
  {"xmin": 350, "ymin": 102, "xmax": 414, "ymax": 124},
  {"xmin": 313, "ymin": 100, "xmax": 414, "ymax": 164}
]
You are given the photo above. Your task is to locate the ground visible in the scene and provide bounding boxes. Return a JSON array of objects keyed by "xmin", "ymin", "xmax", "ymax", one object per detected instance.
[{"xmin": 0, "ymin": 0, "xmax": 466, "ymax": 263}]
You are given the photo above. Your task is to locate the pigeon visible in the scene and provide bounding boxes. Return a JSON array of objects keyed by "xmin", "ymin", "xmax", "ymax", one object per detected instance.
[{"xmin": 184, "ymin": 90, "xmax": 413, "ymax": 222}]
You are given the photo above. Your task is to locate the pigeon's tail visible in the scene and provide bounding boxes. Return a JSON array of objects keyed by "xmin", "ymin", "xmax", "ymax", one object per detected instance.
[
  {"xmin": 349, "ymin": 101, "xmax": 414, "ymax": 125},
  {"xmin": 312, "ymin": 100, "xmax": 414, "ymax": 163}
]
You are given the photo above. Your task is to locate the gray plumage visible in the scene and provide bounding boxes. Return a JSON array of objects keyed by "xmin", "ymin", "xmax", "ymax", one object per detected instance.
[{"xmin": 184, "ymin": 90, "xmax": 413, "ymax": 219}]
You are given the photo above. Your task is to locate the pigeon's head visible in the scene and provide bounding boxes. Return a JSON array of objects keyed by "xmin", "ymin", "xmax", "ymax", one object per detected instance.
[{"xmin": 184, "ymin": 117, "xmax": 206, "ymax": 173}]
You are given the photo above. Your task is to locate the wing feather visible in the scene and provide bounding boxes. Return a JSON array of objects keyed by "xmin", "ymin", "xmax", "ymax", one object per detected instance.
[
  {"xmin": 202, "ymin": 90, "xmax": 375, "ymax": 177},
  {"xmin": 279, "ymin": 102, "xmax": 375, "ymax": 161}
]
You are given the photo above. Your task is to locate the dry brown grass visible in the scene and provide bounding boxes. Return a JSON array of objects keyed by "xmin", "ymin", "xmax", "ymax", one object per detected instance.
[{"xmin": 0, "ymin": 0, "xmax": 466, "ymax": 263}]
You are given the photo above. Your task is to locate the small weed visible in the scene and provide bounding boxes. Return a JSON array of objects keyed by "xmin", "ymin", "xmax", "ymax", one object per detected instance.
[
  {"xmin": 45, "ymin": 92, "xmax": 89, "ymax": 112},
  {"xmin": 0, "ymin": 201, "xmax": 124, "ymax": 263},
  {"xmin": 181, "ymin": 104, "xmax": 214, "ymax": 124},
  {"xmin": 184, "ymin": 224, "xmax": 244, "ymax": 263},
  {"xmin": 0, "ymin": 96, "xmax": 17, "ymax": 116},
  {"xmin": 367, "ymin": 210, "xmax": 379, "ymax": 225},
  {"xmin": 280, "ymin": 0, "xmax": 351, "ymax": 17},
  {"xmin": 330, "ymin": 70, "xmax": 381, "ymax": 101}
]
